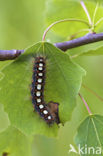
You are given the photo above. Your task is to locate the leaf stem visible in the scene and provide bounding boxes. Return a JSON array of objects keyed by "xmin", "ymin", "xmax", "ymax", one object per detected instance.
[
  {"xmin": 42, "ymin": 18, "xmax": 90, "ymax": 41},
  {"xmin": 78, "ymin": 93, "xmax": 92, "ymax": 115},
  {"xmin": 67, "ymin": 28, "xmax": 90, "ymax": 40},
  {"xmin": 95, "ymin": 17, "xmax": 103, "ymax": 27},
  {"xmin": 93, "ymin": 3, "xmax": 99, "ymax": 26},
  {"xmin": 80, "ymin": 1, "xmax": 92, "ymax": 26}
]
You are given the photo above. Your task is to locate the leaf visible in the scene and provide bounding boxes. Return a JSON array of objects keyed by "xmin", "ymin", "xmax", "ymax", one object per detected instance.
[
  {"xmin": 0, "ymin": 0, "xmax": 46, "ymax": 49},
  {"xmin": 0, "ymin": 104, "xmax": 10, "ymax": 133},
  {"xmin": 45, "ymin": 0, "xmax": 88, "ymax": 38},
  {"xmin": 45, "ymin": 0, "xmax": 103, "ymax": 56},
  {"xmin": 45, "ymin": 0, "xmax": 103, "ymax": 39},
  {"xmin": 84, "ymin": 0, "xmax": 103, "ymax": 5},
  {"xmin": 81, "ymin": 44, "xmax": 103, "ymax": 56},
  {"xmin": 67, "ymin": 41, "xmax": 103, "ymax": 57},
  {"xmin": 0, "ymin": 61, "xmax": 12, "ymax": 133},
  {"xmin": 0, "ymin": 126, "xmax": 32, "ymax": 156},
  {"xmin": 0, "ymin": 42, "xmax": 85, "ymax": 137},
  {"xmin": 75, "ymin": 115, "xmax": 103, "ymax": 155}
]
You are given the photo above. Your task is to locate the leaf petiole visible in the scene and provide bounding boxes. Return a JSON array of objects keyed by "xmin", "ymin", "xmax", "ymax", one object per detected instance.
[
  {"xmin": 42, "ymin": 18, "xmax": 90, "ymax": 41},
  {"xmin": 78, "ymin": 93, "xmax": 92, "ymax": 115},
  {"xmin": 95, "ymin": 17, "xmax": 103, "ymax": 27},
  {"xmin": 80, "ymin": 1, "xmax": 92, "ymax": 26},
  {"xmin": 92, "ymin": 3, "xmax": 99, "ymax": 26}
]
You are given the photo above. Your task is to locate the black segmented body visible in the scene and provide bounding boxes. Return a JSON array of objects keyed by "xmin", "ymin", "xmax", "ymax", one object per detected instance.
[{"xmin": 31, "ymin": 57, "xmax": 58, "ymax": 124}]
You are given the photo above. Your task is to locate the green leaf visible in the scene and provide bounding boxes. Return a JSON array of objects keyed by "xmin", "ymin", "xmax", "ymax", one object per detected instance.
[
  {"xmin": 45, "ymin": 0, "xmax": 88, "ymax": 38},
  {"xmin": 75, "ymin": 115, "xmax": 103, "ymax": 155},
  {"xmin": 45, "ymin": 0, "xmax": 103, "ymax": 39},
  {"xmin": 0, "ymin": 126, "xmax": 32, "ymax": 156},
  {"xmin": 84, "ymin": 0, "xmax": 103, "ymax": 5},
  {"xmin": 0, "ymin": 61, "xmax": 12, "ymax": 133},
  {"xmin": 0, "ymin": 42, "xmax": 85, "ymax": 137},
  {"xmin": 45, "ymin": 0, "xmax": 103, "ymax": 57},
  {"xmin": 74, "ymin": 0, "xmax": 103, "ymax": 5},
  {"xmin": 67, "ymin": 41, "xmax": 103, "ymax": 57},
  {"xmin": 0, "ymin": 104, "xmax": 10, "ymax": 133},
  {"xmin": 81, "ymin": 44, "xmax": 103, "ymax": 56}
]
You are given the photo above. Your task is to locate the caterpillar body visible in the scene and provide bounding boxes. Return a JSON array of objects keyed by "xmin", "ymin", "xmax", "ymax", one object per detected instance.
[{"xmin": 31, "ymin": 56, "xmax": 60, "ymax": 125}]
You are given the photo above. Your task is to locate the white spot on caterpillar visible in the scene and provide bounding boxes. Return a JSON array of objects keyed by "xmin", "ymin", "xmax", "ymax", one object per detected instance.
[
  {"xmin": 38, "ymin": 73, "xmax": 43, "ymax": 76},
  {"xmin": 39, "ymin": 104, "xmax": 44, "ymax": 109},
  {"xmin": 43, "ymin": 110, "xmax": 48, "ymax": 114},
  {"xmin": 38, "ymin": 67, "xmax": 43, "ymax": 71},
  {"xmin": 37, "ymin": 84, "xmax": 42, "ymax": 90},
  {"xmin": 36, "ymin": 91, "xmax": 41, "ymax": 97},
  {"xmin": 37, "ymin": 78, "xmax": 42, "ymax": 83},
  {"xmin": 39, "ymin": 63, "xmax": 43, "ymax": 67},
  {"xmin": 40, "ymin": 58, "xmax": 43, "ymax": 62},
  {"xmin": 37, "ymin": 98, "xmax": 41, "ymax": 103},
  {"xmin": 48, "ymin": 116, "xmax": 52, "ymax": 120}
]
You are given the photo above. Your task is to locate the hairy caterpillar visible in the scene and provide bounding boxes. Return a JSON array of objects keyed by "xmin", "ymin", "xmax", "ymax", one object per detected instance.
[{"xmin": 31, "ymin": 56, "xmax": 60, "ymax": 125}]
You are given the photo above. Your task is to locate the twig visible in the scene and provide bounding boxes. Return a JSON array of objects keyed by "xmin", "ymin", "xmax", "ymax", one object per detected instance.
[
  {"xmin": 54, "ymin": 32, "xmax": 103, "ymax": 51},
  {"xmin": 0, "ymin": 32, "xmax": 103, "ymax": 60},
  {"xmin": 0, "ymin": 50, "xmax": 24, "ymax": 61},
  {"xmin": 78, "ymin": 93, "xmax": 92, "ymax": 115}
]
